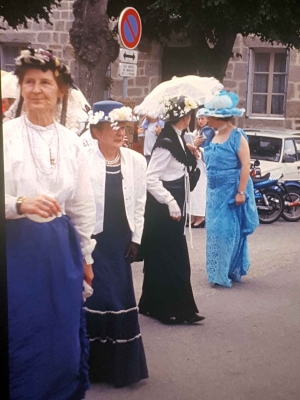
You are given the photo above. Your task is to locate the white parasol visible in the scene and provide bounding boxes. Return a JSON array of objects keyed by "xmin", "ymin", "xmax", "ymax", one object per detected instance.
[{"xmin": 134, "ymin": 75, "xmax": 224, "ymax": 118}]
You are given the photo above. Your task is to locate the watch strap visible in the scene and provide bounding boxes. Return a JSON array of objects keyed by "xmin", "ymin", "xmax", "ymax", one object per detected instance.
[{"xmin": 16, "ymin": 196, "xmax": 26, "ymax": 215}]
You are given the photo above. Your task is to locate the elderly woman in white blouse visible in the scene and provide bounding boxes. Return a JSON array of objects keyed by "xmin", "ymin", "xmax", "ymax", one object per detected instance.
[
  {"xmin": 83, "ymin": 101, "xmax": 148, "ymax": 388},
  {"xmin": 4, "ymin": 48, "xmax": 96, "ymax": 400},
  {"xmin": 139, "ymin": 96, "xmax": 205, "ymax": 325}
]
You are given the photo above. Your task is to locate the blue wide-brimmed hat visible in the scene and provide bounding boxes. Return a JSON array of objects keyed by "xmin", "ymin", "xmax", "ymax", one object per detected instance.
[
  {"xmin": 197, "ymin": 90, "xmax": 245, "ymax": 118},
  {"xmin": 88, "ymin": 100, "xmax": 138, "ymax": 128}
]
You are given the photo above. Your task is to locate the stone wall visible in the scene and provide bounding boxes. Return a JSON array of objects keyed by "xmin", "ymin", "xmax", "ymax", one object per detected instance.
[
  {"xmin": 110, "ymin": 40, "xmax": 162, "ymax": 106},
  {"xmin": 223, "ymin": 34, "xmax": 300, "ymax": 130},
  {"xmin": 0, "ymin": 0, "xmax": 75, "ymax": 72}
]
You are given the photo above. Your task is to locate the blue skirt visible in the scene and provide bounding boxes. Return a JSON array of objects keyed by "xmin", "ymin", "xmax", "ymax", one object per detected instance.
[{"xmin": 7, "ymin": 216, "xmax": 89, "ymax": 400}]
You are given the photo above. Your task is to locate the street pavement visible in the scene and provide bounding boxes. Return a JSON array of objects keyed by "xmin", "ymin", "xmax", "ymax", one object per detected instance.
[{"xmin": 86, "ymin": 219, "xmax": 300, "ymax": 400}]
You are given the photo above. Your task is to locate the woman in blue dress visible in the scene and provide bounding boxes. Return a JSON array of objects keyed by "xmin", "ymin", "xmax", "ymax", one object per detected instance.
[{"xmin": 199, "ymin": 90, "xmax": 259, "ymax": 287}]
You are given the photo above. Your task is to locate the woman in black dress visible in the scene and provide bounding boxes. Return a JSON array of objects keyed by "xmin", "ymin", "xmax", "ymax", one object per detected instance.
[
  {"xmin": 84, "ymin": 101, "xmax": 148, "ymax": 387},
  {"xmin": 139, "ymin": 96, "xmax": 205, "ymax": 325}
]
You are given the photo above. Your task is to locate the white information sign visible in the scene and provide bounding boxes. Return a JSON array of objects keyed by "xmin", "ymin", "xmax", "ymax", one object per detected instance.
[
  {"xmin": 119, "ymin": 49, "xmax": 138, "ymax": 64},
  {"xmin": 118, "ymin": 63, "xmax": 137, "ymax": 78}
]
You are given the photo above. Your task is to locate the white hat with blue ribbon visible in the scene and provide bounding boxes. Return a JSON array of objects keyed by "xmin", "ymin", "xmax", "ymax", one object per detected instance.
[{"xmin": 197, "ymin": 90, "xmax": 245, "ymax": 118}]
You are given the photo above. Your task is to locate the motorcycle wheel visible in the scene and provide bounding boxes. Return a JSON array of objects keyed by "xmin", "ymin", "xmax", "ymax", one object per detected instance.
[
  {"xmin": 282, "ymin": 192, "xmax": 300, "ymax": 222},
  {"xmin": 284, "ymin": 184, "xmax": 300, "ymax": 196},
  {"xmin": 258, "ymin": 189, "xmax": 284, "ymax": 224}
]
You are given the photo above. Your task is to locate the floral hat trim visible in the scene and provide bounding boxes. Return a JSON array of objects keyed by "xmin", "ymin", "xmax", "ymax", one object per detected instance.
[
  {"xmin": 88, "ymin": 106, "xmax": 138, "ymax": 130},
  {"xmin": 14, "ymin": 48, "xmax": 73, "ymax": 86},
  {"xmin": 160, "ymin": 95, "xmax": 198, "ymax": 121}
]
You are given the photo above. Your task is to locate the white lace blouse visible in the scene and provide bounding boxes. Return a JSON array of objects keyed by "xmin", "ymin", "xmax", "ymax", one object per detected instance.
[{"xmin": 4, "ymin": 116, "xmax": 96, "ymax": 264}]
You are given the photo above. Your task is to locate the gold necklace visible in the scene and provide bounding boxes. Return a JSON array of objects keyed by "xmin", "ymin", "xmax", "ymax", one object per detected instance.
[
  {"xmin": 25, "ymin": 117, "xmax": 58, "ymax": 167},
  {"xmin": 24, "ymin": 115, "xmax": 61, "ymax": 195},
  {"xmin": 37, "ymin": 130, "xmax": 57, "ymax": 166}
]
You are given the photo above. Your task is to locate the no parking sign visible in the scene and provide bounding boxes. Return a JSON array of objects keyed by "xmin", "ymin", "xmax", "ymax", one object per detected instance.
[{"xmin": 118, "ymin": 7, "xmax": 142, "ymax": 50}]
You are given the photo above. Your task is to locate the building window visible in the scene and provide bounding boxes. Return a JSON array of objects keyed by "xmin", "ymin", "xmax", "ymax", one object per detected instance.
[
  {"xmin": 247, "ymin": 50, "xmax": 288, "ymax": 117},
  {"xmin": 0, "ymin": 45, "xmax": 25, "ymax": 72}
]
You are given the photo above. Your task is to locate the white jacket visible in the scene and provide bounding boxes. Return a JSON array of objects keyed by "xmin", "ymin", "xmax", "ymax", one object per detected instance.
[{"xmin": 84, "ymin": 142, "xmax": 147, "ymax": 244}]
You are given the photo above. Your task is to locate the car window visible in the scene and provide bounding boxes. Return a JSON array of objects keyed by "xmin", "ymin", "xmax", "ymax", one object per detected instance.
[
  {"xmin": 248, "ymin": 135, "xmax": 282, "ymax": 162},
  {"xmin": 283, "ymin": 139, "xmax": 297, "ymax": 160},
  {"xmin": 294, "ymin": 139, "xmax": 300, "ymax": 160}
]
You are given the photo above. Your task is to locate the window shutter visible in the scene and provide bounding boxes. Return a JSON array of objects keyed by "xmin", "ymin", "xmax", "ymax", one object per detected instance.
[{"xmin": 246, "ymin": 48, "xmax": 254, "ymax": 117}]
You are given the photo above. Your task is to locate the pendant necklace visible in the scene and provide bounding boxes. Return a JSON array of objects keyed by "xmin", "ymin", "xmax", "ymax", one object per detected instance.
[
  {"xmin": 37, "ymin": 128, "xmax": 57, "ymax": 166},
  {"xmin": 24, "ymin": 116, "xmax": 59, "ymax": 169}
]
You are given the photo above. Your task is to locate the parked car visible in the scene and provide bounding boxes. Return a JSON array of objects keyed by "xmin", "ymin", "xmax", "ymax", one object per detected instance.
[{"xmin": 244, "ymin": 129, "xmax": 300, "ymax": 180}]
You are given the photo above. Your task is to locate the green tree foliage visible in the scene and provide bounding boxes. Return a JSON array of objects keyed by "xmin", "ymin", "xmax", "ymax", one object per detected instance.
[
  {"xmin": 107, "ymin": 0, "xmax": 300, "ymax": 80},
  {"xmin": 0, "ymin": 0, "xmax": 62, "ymax": 28}
]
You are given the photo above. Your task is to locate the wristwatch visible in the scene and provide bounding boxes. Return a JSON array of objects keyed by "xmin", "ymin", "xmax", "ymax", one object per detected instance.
[
  {"xmin": 237, "ymin": 191, "xmax": 245, "ymax": 195},
  {"xmin": 16, "ymin": 196, "xmax": 26, "ymax": 215}
]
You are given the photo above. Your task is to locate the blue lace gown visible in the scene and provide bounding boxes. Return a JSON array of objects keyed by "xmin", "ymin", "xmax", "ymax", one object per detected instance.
[{"xmin": 204, "ymin": 128, "xmax": 259, "ymax": 287}]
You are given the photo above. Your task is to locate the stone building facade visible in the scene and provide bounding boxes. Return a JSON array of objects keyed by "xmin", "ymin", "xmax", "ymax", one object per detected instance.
[
  {"xmin": 1, "ymin": 0, "xmax": 299, "ymax": 130},
  {"xmin": 0, "ymin": 0, "xmax": 75, "ymax": 72}
]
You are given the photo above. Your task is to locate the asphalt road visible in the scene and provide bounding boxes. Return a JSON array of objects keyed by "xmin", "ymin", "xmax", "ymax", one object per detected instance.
[{"xmin": 86, "ymin": 219, "xmax": 300, "ymax": 400}]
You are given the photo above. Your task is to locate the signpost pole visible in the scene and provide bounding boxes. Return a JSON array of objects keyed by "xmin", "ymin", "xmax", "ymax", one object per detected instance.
[{"xmin": 122, "ymin": 77, "xmax": 128, "ymax": 98}]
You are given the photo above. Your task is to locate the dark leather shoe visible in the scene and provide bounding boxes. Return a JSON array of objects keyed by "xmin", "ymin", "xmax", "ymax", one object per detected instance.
[
  {"xmin": 175, "ymin": 314, "xmax": 205, "ymax": 324},
  {"xmin": 184, "ymin": 314, "xmax": 205, "ymax": 324}
]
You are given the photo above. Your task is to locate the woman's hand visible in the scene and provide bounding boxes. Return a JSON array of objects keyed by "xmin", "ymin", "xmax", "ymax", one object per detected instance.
[
  {"xmin": 125, "ymin": 242, "xmax": 139, "ymax": 263},
  {"xmin": 235, "ymin": 193, "xmax": 246, "ymax": 205},
  {"xmin": 84, "ymin": 260, "xmax": 94, "ymax": 286},
  {"xmin": 155, "ymin": 125, "xmax": 162, "ymax": 135},
  {"xmin": 194, "ymin": 136, "xmax": 205, "ymax": 147},
  {"xmin": 167, "ymin": 199, "xmax": 181, "ymax": 221},
  {"xmin": 137, "ymin": 127, "xmax": 145, "ymax": 135},
  {"xmin": 20, "ymin": 194, "xmax": 61, "ymax": 217},
  {"xmin": 186, "ymin": 143, "xmax": 200, "ymax": 159}
]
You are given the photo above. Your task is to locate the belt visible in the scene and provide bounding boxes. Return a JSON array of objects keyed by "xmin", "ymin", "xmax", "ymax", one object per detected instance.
[{"xmin": 162, "ymin": 176, "xmax": 185, "ymax": 189}]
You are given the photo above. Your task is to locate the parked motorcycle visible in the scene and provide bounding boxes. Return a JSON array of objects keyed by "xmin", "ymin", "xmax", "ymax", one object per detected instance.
[
  {"xmin": 278, "ymin": 181, "xmax": 300, "ymax": 222},
  {"xmin": 251, "ymin": 160, "xmax": 300, "ymax": 223},
  {"xmin": 250, "ymin": 161, "xmax": 284, "ymax": 224}
]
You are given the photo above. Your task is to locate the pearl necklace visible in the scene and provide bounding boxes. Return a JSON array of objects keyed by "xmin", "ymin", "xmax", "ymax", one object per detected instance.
[{"xmin": 105, "ymin": 152, "xmax": 120, "ymax": 166}]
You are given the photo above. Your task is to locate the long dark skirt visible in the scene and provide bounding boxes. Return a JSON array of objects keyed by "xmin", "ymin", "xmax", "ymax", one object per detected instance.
[
  {"xmin": 85, "ymin": 168, "xmax": 148, "ymax": 388},
  {"xmin": 7, "ymin": 216, "xmax": 89, "ymax": 400},
  {"xmin": 139, "ymin": 177, "xmax": 199, "ymax": 320}
]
